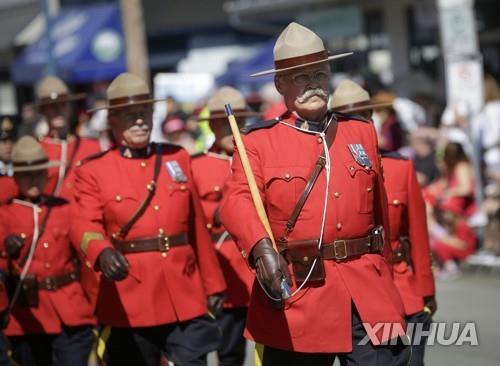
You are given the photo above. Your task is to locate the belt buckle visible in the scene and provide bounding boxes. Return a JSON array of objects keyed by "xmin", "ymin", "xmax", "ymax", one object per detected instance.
[
  {"xmin": 158, "ymin": 234, "xmax": 170, "ymax": 256},
  {"xmin": 44, "ymin": 277, "xmax": 56, "ymax": 291},
  {"xmin": 372, "ymin": 226, "xmax": 385, "ymax": 251},
  {"xmin": 333, "ymin": 240, "xmax": 348, "ymax": 260}
]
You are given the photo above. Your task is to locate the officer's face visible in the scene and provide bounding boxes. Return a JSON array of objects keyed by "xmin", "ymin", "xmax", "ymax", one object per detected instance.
[
  {"xmin": 39, "ymin": 102, "xmax": 72, "ymax": 131},
  {"xmin": 109, "ymin": 104, "xmax": 153, "ymax": 149},
  {"xmin": 275, "ymin": 63, "xmax": 331, "ymax": 120},
  {"xmin": 209, "ymin": 118, "xmax": 244, "ymax": 154},
  {"xmin": 14, "ymin": 169, "xmax": 48, "ymax": 200},
  {"xmin": 0, "ymin": 140, "xmax": 14, "ymax": 161}
]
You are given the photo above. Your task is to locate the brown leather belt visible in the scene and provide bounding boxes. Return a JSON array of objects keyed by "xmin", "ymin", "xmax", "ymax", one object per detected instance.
[
  {"xmin": 211, "ymin": 231, "xmax": 232, "ymax": 243},
  {"xmin": 321, "ymin": 232, "xmax": 384, "ymax": 261},
  {"xmin": 38, "ymin": 270, "xmax": 79, "ymax": 291},
  {"xmin": 112, "ymin": 232, "xmax": 188, "ymax": 254},
  {"xmin": 279, "ymin": 227, "xmax": 385, "ymax": 262}
]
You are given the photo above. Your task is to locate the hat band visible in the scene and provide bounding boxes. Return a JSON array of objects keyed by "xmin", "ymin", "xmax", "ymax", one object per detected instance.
[
  {"xmin": 109, "ymin": 93, "xmax": 151, "ymax": 107},
  {"xmin": 336, "ymin": 99, "xmax": 374, "ymax": 111},
  {"xmin": 274, "ymin": 50, "xmax": 328, "ymax": 71},
  {"xmin": 38, "ymin": 93, "xmax": 69, "ymax": 105},
  {"xmin": 13, "ymin": 157, "xmax": 49, "ymax": 167},
  {"xmin": 210, "ymin": 108, "xmax": 247, "ymax": 116}
]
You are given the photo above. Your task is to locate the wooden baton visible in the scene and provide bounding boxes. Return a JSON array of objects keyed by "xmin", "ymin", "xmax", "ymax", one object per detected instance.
[{"xmin": 225, "ymin": 104, "xmax": 291, "ymax": 299}]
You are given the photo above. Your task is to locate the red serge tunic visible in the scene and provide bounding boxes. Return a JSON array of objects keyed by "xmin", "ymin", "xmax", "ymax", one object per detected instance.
[{"xmin": 220, "ymin": 112, "xmax": 406, "ymax": 352}]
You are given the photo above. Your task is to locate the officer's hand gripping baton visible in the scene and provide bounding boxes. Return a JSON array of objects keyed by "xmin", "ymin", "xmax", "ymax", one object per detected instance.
[{"xmin": 224, "ymin": 104, "xmax": 291, "ymax": 300}]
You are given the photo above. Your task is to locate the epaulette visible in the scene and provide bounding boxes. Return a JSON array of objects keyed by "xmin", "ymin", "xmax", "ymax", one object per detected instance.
[
  {"xmin": 76, "ymin": 149, "xmax": 111, "ymax": 167},
  {"xmin": 332, "ymin": 110, "xmax": 370, "ymax": 123},
  {"xmin": 190, "ymin": 151, "xmax": 207, "ymax": 159},
  {"xmin": 45, "ymin": 196, "xmax": 69, "ymax": 207},
  {"xmin": 380, "ymin": 150, "xmax": 408, "ymax": 160},
  {"xmin": 241, "ymin": 118, "xmax": 280, "ymax": 134}
]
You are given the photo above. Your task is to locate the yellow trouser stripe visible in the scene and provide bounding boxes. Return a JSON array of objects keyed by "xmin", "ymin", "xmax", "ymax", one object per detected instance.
[
  {"xmin": 97, "ymin": 326, "xmax": 112, "ymax": 364},
  {"xmin": 254, "ymin": 342, "xmax": 264, "ymax": 366}
]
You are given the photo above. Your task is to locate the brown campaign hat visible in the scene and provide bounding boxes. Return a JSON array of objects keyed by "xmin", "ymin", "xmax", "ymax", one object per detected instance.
[
  {"xmin": 88, "ymin": 73, "xmax": 165, "ymax": 112},
  {"xmin": 199, "ymin": 86, "xmax": 261, "ymax": 121},
  {"xmin": 36, "ymin": 76, "xmax": 85, "ymax": 106},
  {"xmin": 331, "ymin": 79, "xmax": 393, "ymax": 114},
  {"xmin": 251, "ymin": 22, "xmax": 352, "ymax": 77},
  {"xmin": 12, "ymin": 136, "xmax": 61, "ymax": 173}
]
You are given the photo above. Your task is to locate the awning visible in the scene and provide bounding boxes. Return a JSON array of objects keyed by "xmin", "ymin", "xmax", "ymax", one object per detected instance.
[
  {"xmin": 216, "ymin": 39, "xmax": 275, "ymax": 86},
  {"xmin": 11, "ymin": 4, "xmax": 125, "ymax": 84}
]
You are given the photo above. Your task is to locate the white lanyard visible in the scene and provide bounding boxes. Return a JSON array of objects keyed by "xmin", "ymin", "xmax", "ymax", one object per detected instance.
[{"xmin": 54, "ymin": 140, "xmax": 68, "ymax": 196}]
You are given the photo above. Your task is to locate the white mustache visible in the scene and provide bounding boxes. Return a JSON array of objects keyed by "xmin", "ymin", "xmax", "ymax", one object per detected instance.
[
  {"xmin": 297, "ymin": 88, "xmax": 328, "ymax": 103},
  {"xmin": 128, "ymin": 124, "xmax": 150, "ymax": 133}
]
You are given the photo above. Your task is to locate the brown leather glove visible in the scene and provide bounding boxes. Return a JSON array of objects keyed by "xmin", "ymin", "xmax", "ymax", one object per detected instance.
[
  {"xmin": 207, "ymin": 292, "xmax": 225, "ymax": 316},
  {"xmin": 4, "ymin": 235, "xmax": 25, "ymax": 260},
  {"xmin": 250, "ymin": 238, "xmax": 292, "ymax": 301},
  {"xmin": 424, "ymin": 295, "xmax": 437, "ymax": 316},
  {"xmin": 98, "ymin": 248, "xmax": 129, "ymax": 281}
]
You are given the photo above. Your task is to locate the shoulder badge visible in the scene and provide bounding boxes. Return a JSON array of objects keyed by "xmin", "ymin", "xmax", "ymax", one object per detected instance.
[
  {"xmin": 77, "ymin": 149, "xmax": 111, "ymax": 167},
  {"xmin": 241, "ymin": 118, "xmax": 280, "ymax": 135},
  {"xmin": 333, "ymin": 110, "xmax": 370, "ymax": 123},
  {"xmin": 380, "ymin": 150, "xmax": 408, "ymax": 160}
]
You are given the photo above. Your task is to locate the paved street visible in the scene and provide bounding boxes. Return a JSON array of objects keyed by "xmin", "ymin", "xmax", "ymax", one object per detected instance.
[{"xmin": 210, "ymin": 271, "xmax": 500, "ymax": 366}]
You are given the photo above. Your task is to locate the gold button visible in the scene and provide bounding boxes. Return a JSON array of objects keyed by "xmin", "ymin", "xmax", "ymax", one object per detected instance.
[
  {"xmin": 140, "ymin": 161, "xmax": 147, "ymax": 168},
  {"xmin": 214, "ymin": 185, "xmax": 221, "ymax": 192},
  {"xmin": 161, "ymin": 252, "xmax": 167, "ymax": 258},
  {"xmin": 334, "ymin": 192, "xmax": 340, "ymax": 198},
  {"xmin": 85, "ymin": 260, "xmax": 92, "ymax": 268},
  {"xmin": 158, "ymin": 228, "xmax": 165, "ymax": 234},
  {"xmin": 43, "ymin": 242, "xmax": 49, "ymax": 249},
  {"xmin": 393, "ymin": 200, "xmax": 399, "ymax": 205},
  {"xmin": 45, "ymin": 263, "xmax": 51, "ymax": 269},
  {"xmin": 284, "ymin": 173, "xmax": 291, "ymax": 179},
  {"xmin": 317, "ymin": 137, "xmax": 323, "ymax": 144},
  {"xmin": 336, "ymin": 223, "xmax": 342, "ymax": 230},
  {"xmin": 303, "ymin": 256, "xmax": 309, "ymax": 262},
  {"xmin": 206, "ymin": 223, "xmax": 213, "ymax": 230},
  {"xmin": 180, "ymin": 185, "xmax": 187, "ymax": 191},
  {"xmin": 241, "ymin": 250, "xmax": 247, "ymax": 258},
  {"xmin": 76, "ymin": 161, "xmax": 82, "ymax": 167},
  {"xmin": 349, "ymin": 166, "xmax": 355, "ymax": 171},
  {"xmin": 37, "ymin": 207, "xmax": 42, "ymax": 213},
  {"xmin": 153, "ymin": 205, "xmax": 160, "ymax": 211},
  {"xmin": 367, "ymin": 187, "xmax": 373, "ymax": 192},
  {"xmin": 115, "ymin": 195, "xmax": 122, "ymax": 202},
  {"xmin": 20, "ymin": 233, "xmax": 27, "ymax": 239},
  {"xmin": 130, "ymin": 243, "xmax": 135, "ymax": 248}
]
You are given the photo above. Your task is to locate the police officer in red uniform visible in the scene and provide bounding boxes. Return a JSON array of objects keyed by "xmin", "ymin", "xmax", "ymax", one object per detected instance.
[
  {"xmin": 35, "ymin": 76, "xmax": 102, "ymax": 200},
  {"xmin": 0, "ymin": 136, "xmax": 95, "ymax": 365},
  {"xmin": 191, "ymin": 87, "xmax": 256, "ymax": 365},
  {"xmin": 220, "ymin": 23, "xmax": 409, "ymax": 365},
  {"xmin": 71, "ymin": 73, "xmax": 226, "ymax": 366},
  {"xmin": 332, "ymin": 79, "xmax": 437, "ymax": 366},
  {"xmin": 0, "ymin": 116, "xmax": 19, "ymax": 204}
]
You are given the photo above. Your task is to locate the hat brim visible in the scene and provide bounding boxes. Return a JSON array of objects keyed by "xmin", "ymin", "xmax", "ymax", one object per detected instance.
[
  {"xmin": 336, "ymin": 101, "xmax": 393, "ymax": 114},
  {"xmin": 13, "ymin": 160, "xmax": 61, "ymax": 173},
  {"xmin": 251, "ymin": 52, "xmax": 353, "ymax": 77},
  {"xmin": 197, "ymin": 111, "xmax": 262, "ymax": 122},
  {"xmin": 37, "ymin": 93, "xmax": 86, "ymax": 106},
  {"xmin": 87, "ymin": 98, "xmax": 166, "ymax": 113}
]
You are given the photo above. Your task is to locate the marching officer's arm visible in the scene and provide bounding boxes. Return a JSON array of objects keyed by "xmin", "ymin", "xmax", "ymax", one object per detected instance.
[
  {"xmin": 220, "ymin": 135, "xmax": 269, "ymax": 261},
  {"xmin": 407, "ymin": 161, "xmax": 435, "ymax": 297},
  {"xmin": 369, "ymin": 125, "xmax": 392, "ymax": 264},
  {"xmin": 71, "ymin": 165, "xmax": 112, "ymax": 268},
  {"xmin": 187, "ymin": 164, "xmax": 226, "ymax": 295}
]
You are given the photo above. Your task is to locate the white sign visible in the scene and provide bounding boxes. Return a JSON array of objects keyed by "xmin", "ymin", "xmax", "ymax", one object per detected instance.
[
  {"xmin": 438, "ymin": 0, "xmax": 478, "ymax": 59},
  {"xmin": 446, "ymin": 58, "xmax": 484, "ymax": 114}
]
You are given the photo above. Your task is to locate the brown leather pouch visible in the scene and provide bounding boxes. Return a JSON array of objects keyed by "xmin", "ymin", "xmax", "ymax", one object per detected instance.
[
  {"xmin": 19, "ymin": 274, "xmax": 39, "ymax": 307},
  {"xmin": 285, "ymin": 240, "xmax": 325, "ymax": 283}
]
